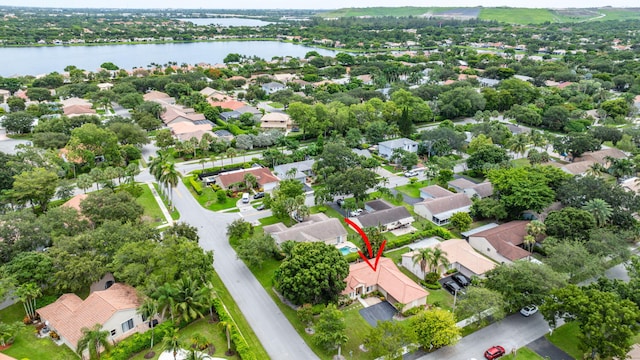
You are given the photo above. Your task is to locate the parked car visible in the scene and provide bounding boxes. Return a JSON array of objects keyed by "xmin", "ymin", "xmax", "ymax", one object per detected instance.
[
  {"xmin": 336, "ymin": 198, "xmax": 345, "ymax": 207},
  {"xmin": 442, "ymin": 280, "xmax": 462, "ymax": 295},
  {"xmin": 256, "ymin": 204, "xmax": 265, "ymax": 211},
  {"xmin": 520, "ymin": 305, "xmax": 539, "ymax": 317},
  {"xmin": 404, "ymin": 170, "xmax": 419, "ymax": 177},
  {"xmin": 253, "ymin": 192, "xmax": 265, "ymax": 199},
  {"xmin": 349, "ymin": 209, "xmax": 363, "ymax": 217},
  {"xmin": 484, "ymin": 345, "xmax": 505, "ymax": 360},
  {"xmin": 453, "ymin": 274, "xmax": 470, "ymax": 287},
  {"xmin": 242, "ymin": 192, "xmax": 250, "ymax": 204}
]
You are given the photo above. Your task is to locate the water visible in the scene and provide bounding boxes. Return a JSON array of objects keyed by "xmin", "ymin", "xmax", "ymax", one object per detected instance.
[
  {"xmin": 339, "ymin": 246, "xmax": 358, "ymax": 256},
  {"xmin": 0, "ymin": 41, "xmax": 337, "ymax": 76},
  {"xmin": 177, "ymin": 17, "xmax": 274, "ymax": 27}
]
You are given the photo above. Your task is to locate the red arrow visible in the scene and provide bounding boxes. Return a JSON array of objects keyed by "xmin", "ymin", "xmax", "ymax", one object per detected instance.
[{"xmin": 344, "ymin": 218, "xmax": 386, "ymax": 272}]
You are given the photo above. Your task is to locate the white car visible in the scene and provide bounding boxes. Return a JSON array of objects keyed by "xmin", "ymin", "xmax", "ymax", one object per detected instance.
[
  {"xmin": 349, "ymin": 209, "xmax": 363, "ymax": 217},
  {"xmin": 520, "ymin": 305, "xmax": 538, "ymax": 317},
  {"xmin": 404, "ymin": 170, "xmax": 419, "ymax": 177}
]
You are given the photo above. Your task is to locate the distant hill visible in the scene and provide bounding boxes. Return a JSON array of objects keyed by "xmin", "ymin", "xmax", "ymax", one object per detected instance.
[{"xmin": 318, "ymin": 6, "xmax": 640, "ymax": 24}]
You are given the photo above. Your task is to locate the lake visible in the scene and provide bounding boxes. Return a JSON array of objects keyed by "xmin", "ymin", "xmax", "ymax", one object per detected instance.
[
  {"xmin": 177, "ymin": 17, "xmax": 274, "ymax": 27},
  {"xmin": 0, "ymin": 41, "xmax": 336, "ymax": 77}
]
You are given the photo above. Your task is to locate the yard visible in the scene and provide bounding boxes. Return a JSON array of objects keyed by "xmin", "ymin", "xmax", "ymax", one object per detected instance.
[
  {"xmin": 1, "ymin": 327, "xmax": 77, "ymax": 360},
  {"xmin": 395, "ymin": 180, "xmax": 434, "ymax": 198},
  {"xmin": 128, "ymin": 318, "xmax": 237, "ymax": 360},
  {"xmin": 182, "ymin": 177, "xmax": 239, "ymax": 212},
  {"xmin": 546, "ymin": 322, "xmax": 583, "ymax": 359},
  {"xmin": 136, "ymin": 184, "xmax": 173, "ymax": 227},
  {"xmin": 151, "ymin": 183, "xmax": 180, "ymax": 220},
  {"xmin": 501, "ymin": 347, "xmax": 545, "ymax": 360}
]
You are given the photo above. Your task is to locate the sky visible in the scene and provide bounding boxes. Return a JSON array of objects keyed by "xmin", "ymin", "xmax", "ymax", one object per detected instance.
[{"xmin": 0, "ymin": 0, "xmax": 638, "ymax": 9}]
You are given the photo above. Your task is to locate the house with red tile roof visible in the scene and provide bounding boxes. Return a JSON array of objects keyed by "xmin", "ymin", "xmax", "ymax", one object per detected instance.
[
  {"xmin": 63, "ymin": 104, "xmax": 96, "ymax": 117},
  {"xmin": 216, "ymin": 167, "xmax": 279, "ymax": 192},
  {"xmin": 208, "ymin": 99, "xmax": 247, "ymax": 111},
  {"xmin": 468, "ymin": 221, "xmax": 531, "ymax": 264},
  {"xmin": 36, "ymin": 284, "xmax": 146, "ymax": 355},
  {"xmin": 342, "ymin": 257, "xmax": 428, "ymax": 310}
]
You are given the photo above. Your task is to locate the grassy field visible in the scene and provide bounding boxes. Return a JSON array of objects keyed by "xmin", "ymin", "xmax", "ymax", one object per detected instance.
[
  {"xmin": 129, "ymin": 318, "xmax": 236, "ymax": 360},
  {"xmin": 320, "ymin": 7, "xmax": 439, "ymax": 17},
  {"xmin": 546, "ymin": 322, "xmax": 583, "ymax": 359},
  {"xmin": 501, "ymin": 347, "xmax": 545, "ymax": 360},
  {"xmin": 597, "ymin": 8, "xmax": 640, "ymax": 21},
  {"xmin": 137, "ymin": 184, "xmax": 171, "ymax": 227},
  {"xmin": 479, "ymin": 8, "xmax": 557, "ymax": 24}
]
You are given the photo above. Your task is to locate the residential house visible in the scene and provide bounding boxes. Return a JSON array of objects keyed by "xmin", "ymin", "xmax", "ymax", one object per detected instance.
[
  {"xmin": 342, "ymin": 257, "xmax": 428, "ymax": 310},
  {"xmin": 274, "ymin": 159, "xmax": 315, "ymax": 183},
  {"xmin": 36, "ymin": 284, "xmax": 146, "ymax": 354},
  {"xmin": 263, "ymin": 213, "xmax": 347, "ymax": 245},
  {"xmin": 261, "ymin": 82, "xmax": 286, "ymax": 95},
  {"xmin": 0, "ymin": 89, "xmax": 11, "ymax": 102},
  {"xmin": 97, "ymin": 83, "xmax": 113, "ymax": 91},
  {"xmin": 477, "ymin": 77, "xmax": 500, "ymax": 87},
  {"xmin": 216, "ymin": 167, "xmax": 279, "ymax": 192},
  {"xmin": 351, "ymin": 199, "xmax": 414, "ymax": 231},
  {"xmin": 378, "ymin": 138, "xmax": 418, "ymax": 159},
  {"xmin": 401, "ymin": 239, "xmax": 496, "ymax": 279},
  {"xmin": 208, "ymin": 99, "xmax": 247, "ymax": 111},
  {"xmin": 621, "ymin": 177, "xmax": 640, "ymax": 193},
  {"xmin": 555, "ymin": 160, "xmax": 597, "ymax": 176},
  {"xmin": 260, "ymin": 112, "xmax": 292, "ymax": 130},
  {"xmin": 447, "ymin": 179, "xmax": 494, "ymax": 199},
  {"xmin": 236, "ymin": 105, "xmax": 262, "ymax": 119},
  {"xmin": 220, "ymin": 110, "xmax": 242, "ymax": 121},
  {"xmin": 352, "ymin": 148, "xmax": 372, "ymax": 158},
  {"xmin": 467, "ymin": 221, "xmax": 531, "ymax": 264},
  {"xmin": 63, "ymin": 104, "xmax": 96, "ymax": 117},
  {"xmin": 574, "ymin": 148, "xmax": 627, "ymax": 165},
  {"xmin": 61, "ymin": 193, "xmax": 88, "ymax": 213},
  {"xmin": 143, "ymin": 90, "xmax": 175, "ymax": 105},
  {"xmin": 419, "ymin": 185, "xmax": 454, "ymax": 200},
  {"xmin": 414, "ymin": 193, "xmax": 472, "ymax": 225}
]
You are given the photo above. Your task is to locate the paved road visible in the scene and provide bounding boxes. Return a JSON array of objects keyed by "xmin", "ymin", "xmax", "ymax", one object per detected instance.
[
  {"xmin": 165, "ymin": 177, "xmax": 319, "ymax": 360},
  {"xmin": 413, "ymin": 313, "xmax": 554, "ymax": 360}
]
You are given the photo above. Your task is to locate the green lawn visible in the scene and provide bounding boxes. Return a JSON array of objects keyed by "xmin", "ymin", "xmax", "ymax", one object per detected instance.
[
  {"xmin": 395, "ymin": 180, "xmax": 433, "ymax": 198},
  {"xmin": 598, "ymin": 8, "xmax": 640, "ymax": 21},
  {"xmin": 181, "ymin": 178, "xmax": 239, "ymax": 212},
  {"xmin": 511, "ymin": 158, "xmax": 531, "ymax": 168},
  {"xmin": 151, "ymin": 183, "xmax": 181, "ymax": 220},
  {"xmin": 1, "ymin": 327, "xmax": 77, "ymax": 360},
  {"xmin": 0, "ymin": 302, "xmax": 25, "ymax": 324},
  {"xmin": 501, "ymin": 347, "xmax": 545, "ymax": 360},
  {"xmin": 137, "ymin": 184, "xmax": 171, "ymax": 227},
  {"xmin": 546, "ymin": 322, "xmax": 583, "ymax": 360},
  {"xmin": 321, "ymin": 6, "xmax": 440, "ymax": 18},
  {"xmin": 268, "ymin": 102, "xmax": 284, "ymax": 109},
  {"xmin": 128, "ymin": 318, "xmax": 236, "ymax": 360},
  {"xmin": 479, "ymin": 8, "xmax": 557, "ymax": 24}
]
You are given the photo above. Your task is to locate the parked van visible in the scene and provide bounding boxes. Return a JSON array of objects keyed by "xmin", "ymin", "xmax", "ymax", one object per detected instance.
[{"xmin": 242, "ymin": 192, "xmax": 250, "ymax": 203}]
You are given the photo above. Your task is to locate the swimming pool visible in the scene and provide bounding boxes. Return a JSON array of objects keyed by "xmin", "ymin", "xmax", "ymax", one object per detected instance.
[{"xmin": 339, "ymin": 246, "xmax": 358, "ymax": 256}]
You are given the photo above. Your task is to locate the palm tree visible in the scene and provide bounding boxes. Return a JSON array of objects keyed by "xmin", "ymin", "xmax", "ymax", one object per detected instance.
[
  {"xmin": 173, "ymin": 277, "xmax": 207, "ymax": 323},
  {"xmin": 508, "ymin": 134, "xmax": 529, "ymax": 159},
  {"xmin": 607, "ymin": 157, "xmax": 635, "ymax": 182},
  {"xmin": 335, "ymin": 332, "xmax": 349, "ymax": 358},
  {"xmin": 149, "ymin": 152, "xmax": 169, "ymax": 196},
  {"xmin": 523, "ymin": 234, "xmax": 536, "ymax": 253},
  {"xmin": 161, "ymin": 162, "xmax": 180, "ymax": 209},
  {"xmin": 586, "ymin": 163, "xmax": 607, "ymax": 177},
  {"xmin": 15, "ymin": 282, "xmax": 41, "ymax": 321},
  {"xmin": 225, "ymin": 148, "xmax": 237, "ymax": 166},
  {"xmin": 582, "ymin": 198, "xmax": 613, "ymax": 227},
  {"xmin": 137, "ymin": 298, "xmax": 159, "ymax": 351},
  {"xmin": 526, "ymin": 220, "xmax": 546, "ymax": 241},
  {"xmin": 528, "ymin": 130, "xmax": 547, "ymax": 149},
  {"xmin": 76, "ymin": 324, "xmax": 112, "ymax": 360},
  {"xmin": 77, "ymin": 173, "xmax": 94, "ymax": 194},
  {"xmin": 429, "ymin": 247, "xmax": 450, "ymax": 274},
  {"xmin": 153, "ymin": 282, "xmax": 177, "ymax": 323},
  {"xmin": 161, "ymin": 327, "xmax": 183, "ymax": 360},
  {"xmin": 219, "ymin": 320, "xmax": 233, "ymax": 355},
  {"xmin": 412, "ymin": 248, "xmax": 433, "ymax": 278}
]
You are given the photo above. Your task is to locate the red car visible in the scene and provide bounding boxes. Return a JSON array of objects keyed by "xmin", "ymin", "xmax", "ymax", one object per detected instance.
[{"xmin": 484, "ymin": 345, "xmax": 506, "ymax": 360}]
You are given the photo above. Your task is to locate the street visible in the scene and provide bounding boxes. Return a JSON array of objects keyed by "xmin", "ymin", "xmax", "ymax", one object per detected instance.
[
  {"xmin": 413, "ymin": 313, "xmax": 555, "ymax": 360},
  {"xmin": 161, "ymin": 178, "xmax": 319, "ymax": 360}
]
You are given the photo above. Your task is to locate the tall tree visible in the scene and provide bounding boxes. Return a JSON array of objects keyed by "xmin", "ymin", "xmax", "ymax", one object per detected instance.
[
  {"xmin": 137, "ymin": 298, "xmax": 159, "ymax": 352},
  {"xmin": 581, "ymin": 198, "xmax": 613, "ymax": 227},
  {"xmin": 364, "ymin": 320, "xmax": 416, "ymax": 360},
  {"xmin": 455, "ymin": 287, "xmax": 505, "ymax": 326},
  {"xmin": 161, "ymin": 327, "xmax": 183, "ymax": 360},
  {"xmin": 9, "ymin": 168, "xmax": 58, "ymax": 212}
]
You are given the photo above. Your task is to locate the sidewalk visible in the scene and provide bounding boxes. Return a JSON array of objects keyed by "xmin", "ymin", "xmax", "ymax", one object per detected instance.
[{"xmin": 146, "ymin": 182, "xmax": 174, "ymax": 228}]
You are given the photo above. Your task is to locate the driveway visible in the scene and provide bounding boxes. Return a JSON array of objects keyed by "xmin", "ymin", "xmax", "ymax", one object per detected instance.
[
  {"xmin": 359, "ymin": 301, "xmax": 398, "ymax": 327},
  {"xmin": 160, "ymin": 177, "xmax": 319, "ymax": 360},
  {"xmin": 527, "ymin": 337, "xmax": 573, "ymax": 360}
]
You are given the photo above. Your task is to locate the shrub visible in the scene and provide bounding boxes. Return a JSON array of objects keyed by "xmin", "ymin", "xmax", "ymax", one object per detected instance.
[
  {"xmin": 445, "ymin": 268, "xmax": 458, "ymax": 275},
  {"xmin": 311, "ymin": 304, "xmax": 326, "ymax": 315},
  {"xmin": 424, "ymin": 272, "xmax": 440, "ymax": 284},
  {"xmin": 189, "ymin": 175, "xmax": 203, "ymax": 195},
  {"xmin": 422, "ymin": 282, "xmax": 442, "ymax": 290},
  {"xmin": 402, "ymin": 306, "xmax": 422, "ymax": 317},
  {"xmin": 103, "ymin": 321, "xmax": 174, "ymax": 360},
  {"xmin": 210, "ymin": 298, "xmax": 256, "ymax": 360},
  {"xmin": 216, "ymin": 190, "xmax": 227, "ymax": 203}
]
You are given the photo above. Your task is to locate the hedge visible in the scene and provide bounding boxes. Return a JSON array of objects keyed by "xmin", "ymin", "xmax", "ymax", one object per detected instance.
[
  {"xmin": 212, "ymin": 297, "xmax": 256, "ymax": 360},
  {"xmin": 189, "ymin": 175, "xmax": 203, "ymax": 195},
  {"xmin": 104, "ymin": 321, "xmax": 174, "ymax": 360}
]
